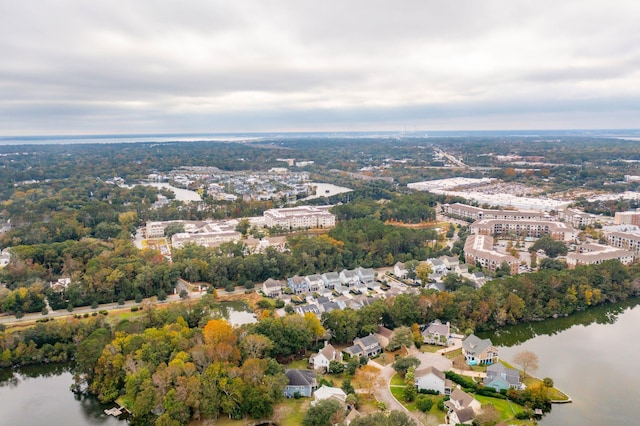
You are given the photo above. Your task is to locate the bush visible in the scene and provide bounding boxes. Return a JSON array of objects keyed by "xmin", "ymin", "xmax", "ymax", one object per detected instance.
[
  {"xmin": 157, "ymin": 289, "xmax": 168, "ymax": 301},
  {"xmin": 275, "ymin": 299, "xmax": 285, "ymax": 308},
  {"xmin": 418, "ymin": 389, "xmax": 440, "ymax": 395},
  {"xmin": 179, "ymin": 289, "xmax": 188, "ymax": 299},
  {"xmin": 134, "ymin": 293, "xmax": 143, "ymax": 303},
  {"xmin": 437, "ymin": 397, "xmax": 448, "ymax": 411},
  {"xmin": 403, "ymin": 385, "xmax": 417, "ymax": 402},
  {"xmin": 328, "ymin": 360, "xmax": 345, "ymax": 374},
  {"xmin": 83, "ymin": 313, "xmax": 89, "ymax": 318},
  {"xmin": 476, "ymin": 387, "xmax": 507, "ymax": 399},
  {"xmin": 99, "ymin": 310, "xmax": 108, "ymax": 316},
  {"xmin": 41, "ymin": 307, "xmax": 48, "ymax": 315},
  {"xmin": 130, "ymin": 306, "xmax": 139, "ymax": 312},
  {"xmin": 66, "ymin": 304, "xmax": 73, "ymax": 312},
  {"xmin": 416, "ymin": 395, "xmax": 434, "ymax": 412},
  {"xmin": 91, "ymin": 312, "xmax": 97, "ymax": 316},
  {"xmin": 257, "ymin": 299, "xmax": 273, "ymax": 309},
  {"xmin": 445, "ymin": 371, "xmax": 477, "ymax": 390},
  {"xmin": 91, "ymin": 300, "xmax": 99, "ymax": 309}
]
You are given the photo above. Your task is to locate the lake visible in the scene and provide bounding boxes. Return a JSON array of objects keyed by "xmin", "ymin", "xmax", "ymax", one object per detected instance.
[
  {"xmin": 0, "ymin": 364, "xmax": 126, "ymax": 425},
  {"xmin": 479, "ymin": 298, "xmax": 640, "ymax": 425},
  {"xmin": 141, "ymin": 182, "xmax": 202, "ymax": 202}
]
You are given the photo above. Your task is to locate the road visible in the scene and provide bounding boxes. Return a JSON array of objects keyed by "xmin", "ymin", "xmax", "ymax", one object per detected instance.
[{"xmin": 372, "ymin": 361, "xmax": 425, "ymax": 425}]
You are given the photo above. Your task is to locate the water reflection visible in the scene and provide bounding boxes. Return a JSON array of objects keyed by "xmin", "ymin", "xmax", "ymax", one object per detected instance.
[{"xmin": 479, "ymin": 298, "xmax": 640, "ymax": 346}]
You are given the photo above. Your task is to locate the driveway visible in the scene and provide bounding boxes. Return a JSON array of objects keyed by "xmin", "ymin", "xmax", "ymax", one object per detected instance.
[{"xmin": 372, "ymin": 362, "xmax": 425, "ymax": 425}]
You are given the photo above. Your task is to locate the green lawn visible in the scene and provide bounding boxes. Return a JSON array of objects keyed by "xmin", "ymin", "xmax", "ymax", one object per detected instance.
[
  {"xmin": 390, "ymin": 387, "xmax": 446, "ymax": 423},
  {"xmin": 390, "ymin": 373, "xmax": 406, "ymax": 386},
  {"xmin": 285, "ymin": 359, "xmax": 309, "ymax": 369},
  {"xmin": 443, "ymin": 348, "xmax": 462, "ymax": 360},
  {"xmin": 475, "ymin": 395, "xmax": 536, "ymax": 425},
  {"xmin": 390, "ymin": 386, "xmax": 418, "ymax": 411},
  {"xmin": 419, "ymin": 344, "xmax": 442, "ymax": 353}
]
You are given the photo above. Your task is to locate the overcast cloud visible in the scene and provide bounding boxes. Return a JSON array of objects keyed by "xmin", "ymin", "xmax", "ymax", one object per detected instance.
[{"xmin": 1, "ymin": 0, "xmax": 639, "ymax": 135}]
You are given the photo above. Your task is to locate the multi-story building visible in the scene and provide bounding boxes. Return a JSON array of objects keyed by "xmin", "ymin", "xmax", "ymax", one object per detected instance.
[
  {"xmin": 558, "ymin": 208, "xmax": 597, "ymax": 228},
  {"xmin": 470, "ymin": 219, "xmax": 574, "ymax": 241},
  {"xmin": 614, "ymin": 211, "xmax": 640, "ymax": 226},
  {"xmin": 606, "ymin": 229, "xmax": 640, "ymax": 253},
  {"xmin": 171, "ymin": 230, "xmax": 241, "ymax": 249},
  {"xmin": 464, "ymin": 234, "xmax": 519, "ymax": 275},
  {"xmin": 566, "ymin": 243, "xmax": 634, "ymax": 269},
  {"xmin": 442, "ymin": 203, "xmax": 546, "ymax": 222},
  {"xmin": 263, "ymin": 206, "xmax": 335, "ymax": 230}
]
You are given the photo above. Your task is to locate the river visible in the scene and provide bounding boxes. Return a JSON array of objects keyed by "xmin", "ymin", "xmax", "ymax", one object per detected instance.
[
  {"xmin": 479, "ymin": 298, "xmax": 640, "ymax": 425},
  {"xmin": 140, "ymin": 182, "xmax": 202, "ymax": 202},
  {"xmin": 2, "ymin": 300, "xmax": 639, "ymax": 424}
]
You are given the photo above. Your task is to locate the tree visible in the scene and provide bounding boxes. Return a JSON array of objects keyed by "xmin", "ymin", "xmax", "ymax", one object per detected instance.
[
  {"xmin": 302, "ymin": 399, "xmax": 343, "ymax": 426},
  {"xmin": 353, "ymin": 365, "xmax": 383, "ymax": 396},
  {"xmin": 415, "ymin": 395, "xmax": 433, "ymax": 412},
  {"xmin": 514, "ymin": 350, "xmax": 539, "ymax": 376},
  {"xmin": 474, "ymin": 403, "xmax": 501, "ymax": 426},
  {"xmin": 392, "ymin": 356, "xmax": 420, "ymax": 377},
  {"xmin": 387, "ymin": 326, "xmax": 413, "ymax": 351},
  {"xmin": 415, "ymin": 263, "xmax": 433, "ymax": 285},
  {"xmin": 543, "ymin": 377, "xmax": 554, "ymax": 388},
  {"xmin": 350, "ymin": 410, "xmax": 417, "ymax": 426}
]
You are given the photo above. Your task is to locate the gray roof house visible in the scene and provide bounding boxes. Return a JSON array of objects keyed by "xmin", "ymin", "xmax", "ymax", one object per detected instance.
[
  {"xmin": 321, "ymin": 272, "xmax": 341, "ymax": 289},
  {"xmin": 306, "ymin": 274, "xmax": 324, "ymax": 292},
  {"xmin": 294, "ymin": 304, "xmax": 321, "ymax": 316},
  {"xmin": 484, "ymin": 363, "xmax": 522, "ymax": 391},
  {"xmin": 355, "ymin": 267, "xmax": 375, "ymax": 284},
  {"xmin": 263, "ymin": 278, "xmax": 284, "ymax": 298},
  {"xmin": 339, "ymin": 269, "xmax": 360, "ymax": 287},
  {"xmin": 422, "ymin": 320, "xmax": 452, "ymax": 346},
  {"xmin": 462, "ymin": 334, "xmax": 499, "ymax": 366},
  {"xmin": 288, "ymin": 275, "xmax": 309, "ymax": 294},
  {"xmin": 284, "ymin": 369, "xmax": 317, "ymax": 397},
  {"xmin": 343, "ymin": 334, "xmax": 382, "ymax": 358}
]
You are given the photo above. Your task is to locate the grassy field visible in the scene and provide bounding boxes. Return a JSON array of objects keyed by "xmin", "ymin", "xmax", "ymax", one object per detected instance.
[
  {"xmin": 390, "ymin": 373, "xmax": 406, "ymax": 386},
  {"xmin": 419, "ymin": 344, "xmax": 443, "ymax": 353}
]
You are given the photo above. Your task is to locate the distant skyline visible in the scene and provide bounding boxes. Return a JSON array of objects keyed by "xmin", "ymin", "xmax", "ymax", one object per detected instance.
[{"xmin": 2, "ymin": 1, "xmax": 640, "ymax": 136}]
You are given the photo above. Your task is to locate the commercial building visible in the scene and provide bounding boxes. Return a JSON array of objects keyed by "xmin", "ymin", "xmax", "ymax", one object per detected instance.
[{"xmin": 614, "ymin": 211, "xmax": 640, "ymax": 226}]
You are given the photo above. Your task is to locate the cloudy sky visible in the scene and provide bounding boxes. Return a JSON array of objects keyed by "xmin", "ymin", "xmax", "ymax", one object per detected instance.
[{"xmin": 1, "ymin": 1, "xmax": 640, "ymax": 135}]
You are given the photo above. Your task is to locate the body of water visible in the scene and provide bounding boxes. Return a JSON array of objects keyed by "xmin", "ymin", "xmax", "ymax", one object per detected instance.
[
  {"xmin": 302, "ymin": 182, "xmax": 352, "ymax": 200},
  {"xmin": 480, "ymin": 299, "xmax": 640, "ymax": 425},
  {"xmin": 0, "ymin": 364, "xmax": 126, "ymax": 425},
  {"xmin": 141, "ymin": 182, "xmax": 201, "ymax": 202}
]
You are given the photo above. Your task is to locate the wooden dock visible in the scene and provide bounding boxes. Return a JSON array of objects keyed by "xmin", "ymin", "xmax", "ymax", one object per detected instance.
[{"xmin": 104, "ymin": 407, "xmax": 123, "ymax": 416}]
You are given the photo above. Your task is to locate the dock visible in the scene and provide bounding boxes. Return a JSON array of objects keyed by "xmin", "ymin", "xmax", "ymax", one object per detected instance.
[{"xmin": 104, "ymin": 407, "xmax": 123, "ymax": 416}]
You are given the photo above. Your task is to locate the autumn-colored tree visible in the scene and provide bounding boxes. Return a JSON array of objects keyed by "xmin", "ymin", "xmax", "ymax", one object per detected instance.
[
  {"xmin": 514, "ymin": 350, "xmax": 539, "ymax": 376},
  {"xmin": 353, "ymin": 365, "xmax": 383, "ymax": 396},
  {"xmin": 203, "ymin": 319, "xmax": 240, "ymax": 363}
]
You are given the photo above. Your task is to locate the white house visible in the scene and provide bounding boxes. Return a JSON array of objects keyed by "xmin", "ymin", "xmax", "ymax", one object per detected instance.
[
  {"xmin": 414, "ymin": 366, "xmax": 452, "ymax": 395},
  {"xmin": 312, "ymin": 385, "xmax": 347, "ymax": 405},
  {"xmin": 309, "ymin": 343, "xmax": 343, "ymax": 371},
  {"xmin": 394, "ymin": 262, "xmax": 408, "ymax": 278}
]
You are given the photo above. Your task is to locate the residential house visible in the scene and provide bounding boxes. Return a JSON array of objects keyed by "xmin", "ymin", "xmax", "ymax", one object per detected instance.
[
  {"xmin": 339, "ymin": 269, "xmax": 360, "ymax": 287},
  {"xmin": 344, "ymin": 334, "xmax": 382, "ymax": 358},
  {"xmin": 288, "ymin": 275, "xmax": 309, "ymax": 294},
  {"xmin": 312, "ymin": 385, "xmax": 347, "ymax": 405},
  {"xmin": 422, "ymin": 320, "xmax": 452, "ymax": 346},
  {"xmin": 49, "ymin": 277, "xmax": 72, "ymax": 293},
  {"xmin": 310, "ymin": 343, "xmax": 343, "ymax": 371},
  {"xmin": 294, "ymin": 304, "xmax": 321, "ymax": 316},
  {"xmin": 321, "ymin": 272, "xmax": 341, "ymax": 289},
  {"xmin": 320, "ymin": 301, "xmax": 341, "ymax": 313},
  {"xmin": 355, "ymin": 267, "xmax": 375, "ymax": 285},
  {"xmin": 484, "ymin": 363, "xmax": 522, "ymax": 391},
  {"xmin": 442, "ymin": 256, "xmax": 460, "ymax": 270},
  {"xmin": 344, "ymin": 408, "xmax": 362, "ymax": 425},
  {"xmin": 283, "ymin": 369, "xmax": 317, "ymax": 398},
  {"xmin": 305, "ymin": 274, "xmax": 324, "ymax": 292},
  {"xmin": 462, "ymin": 334, "xmax": 499, "ymax": 366},
  {"xmin": 263, "ymin": 278, "xmax": 284, "ymax": 298},
  {"xmin": 374, "ymin": 325, "xmax": 394, "ymax": 349},
  {"xmin": 444, "ymin": 388, "xmax": 481, "ymax": 425},
  {"xmin": 414, "ymin": 366, "xmax": 453, "ymax": 395},
  {"xmin": 455, "ymin": 264, "xmax": 469, "ymax": 275},
  {"xmin": 427, "ymin": 258, "xmax": 448, "ymax": 275},
  {"xmin": 394, "ymin": 262, "xmax": 408, "ymax": 279}
]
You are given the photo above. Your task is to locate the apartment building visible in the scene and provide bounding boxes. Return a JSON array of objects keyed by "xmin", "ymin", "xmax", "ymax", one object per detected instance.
[
  {"xmin": 464, "ymin": 234, "xmax": 519, "ymax": 275},
  {"xmin": 566, "ymin": 243, "xmax": 634, "ymax": 269},
  {"xmin": 606, "ymin": 229, "xmax": 640, "ymax": 253},
  {"xmin": 470, "ymin": 219, "xmax": 574, "ymax": 241},
  {"xmin": 263, "ymin": 206, "xmax": 336, "ymax": 229},
  {"xmin": 442, "ymin": 203, "xmax": 546, "ymax": 222}
]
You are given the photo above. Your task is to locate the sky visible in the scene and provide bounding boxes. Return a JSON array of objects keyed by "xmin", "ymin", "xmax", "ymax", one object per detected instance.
[{"xmin": 1, "ymin": 0, "xmax": 640, "ymax": 135}]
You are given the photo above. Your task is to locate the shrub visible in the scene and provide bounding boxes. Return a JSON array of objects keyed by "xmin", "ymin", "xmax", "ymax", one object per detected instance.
[
  {"xmin": 83, "ymin": 313, "xmax": 89, "ymax": 318},
  {"xmin": 328, "ymin": 360, "xmax": 345, "ymax": 374},
  {"xmin": 99, "ymin": 310, "xmax": 108, "ymax": 316},
  {"xmin": 418, "ymin": 389, "xmax": 440, "ymax": 395},
  {"xmin": 445, "ymin": 371, "xmax": 477, "ymax": 390},
  {"xmin": 416, "ymin": 395, "xmax": 434, "ymax": 412},
  {"xmin": 130, "ymin": 306, "xmax": 139, "ymax": 312},
  {"xmin": 403, "ymin": 385, "xmax": 417, "ymax": 402},
  {"xmin": 91, "ymin": 300, "xmax": 99, "ymax": 309},
  {"xmin": 91, "ymin": 312, "xmax": 97, "ymax": 316},
  {"xmin": 41, "ymin": 307, "xmax": 48, "ymax": 316}
]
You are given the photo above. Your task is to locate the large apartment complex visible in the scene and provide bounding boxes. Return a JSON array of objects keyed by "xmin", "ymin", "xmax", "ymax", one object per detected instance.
[
  {"xmin": 470, "ymin": 219, "xmax": 575, "ymax": 241},
  {"xmin": 464, "ymin": 234, "xmax": 520, "ymax": 275},
  {"xmin": 566, "ymin": 243, "xmax": 634, "ymax": 269},
  {"xmin": 443, "ymin": 203, "xmax": 546, "ymax": 222},
  {"xmin": 263, "ymin": 206, "xmax": 335, "ymax": 229}
]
